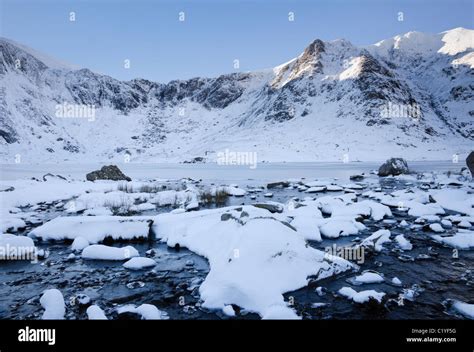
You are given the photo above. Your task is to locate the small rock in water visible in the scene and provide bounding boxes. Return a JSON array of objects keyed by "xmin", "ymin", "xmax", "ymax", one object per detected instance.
[
  {"xmin": 65, "ymin": 253, "xmax": 76, "ymax": 262},
  {"xmin": 429, "ymin": 223, "xmax": 445, "ymax": 233},
  {"xmin": 75, "ymin": 294, "xmax": 91, "ymax": 306},
  {"xmin": 350, "ymin": 174, "xmax": 365, "ymax": 181},
  {"xmin": 222, "ymin": 305, "xmax": 236, "ymax": 317},
  {"xmin": 264, "ymin": 192, "xmax": 273, "ymax": 198},
  {"xmin": 315, "ymin": 287, "xmax": 326, "ymax": 296},
  {"xmin": 441, "ymin": 219, "xmax": 453, "ymax": 228},
  {"xmin": 37, "ymin": 249, "xmax": 49, "ymax": 260},
  {"xmin": 399, "ymin": 220, "xmax": 409, "ymax": 227},
  {"xmin": 398, "ymin": 254, "xmax": 414, "ymax": 262},
  {"xmin": 145, "ymin": 249, "xmax": 156, "ymax": 257},
  {"xmin": 311, "ymin": 302, "xmax": 328, "ymax": 309},
  {"xmin": 392, "ymin": 277, "xmax": 402, "ymax": 286},
  {"xmin": 126, "ymin": 281, "xmax": 146, "ymax": 289},
  {"xmin": 266, "ymin": 181, "xmax": 289, "ymax": 189}
]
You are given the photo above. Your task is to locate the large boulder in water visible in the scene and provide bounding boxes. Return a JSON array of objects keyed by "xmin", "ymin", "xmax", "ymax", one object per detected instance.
[
  {"xmin": 86, "ymin": 165, "xmax": 131, "ymax": 182},
  {"xmin": 466, "ymin": 152, "xmax": 474, "ymax": 177},
  {"xmin": 378, "ymin": 158, "xmax": 409, "ymax": 177}
]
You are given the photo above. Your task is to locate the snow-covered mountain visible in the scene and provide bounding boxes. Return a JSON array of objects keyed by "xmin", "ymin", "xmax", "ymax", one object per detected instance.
[{"xmin": 0, "ymin": 28, "xmax": 473, "ymax": 163}]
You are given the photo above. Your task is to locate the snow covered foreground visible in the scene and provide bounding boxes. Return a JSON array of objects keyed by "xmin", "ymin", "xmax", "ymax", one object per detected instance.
[
  {"xmin": 28, "ymin": 205, "xmax": 356, "ymax": 318},
  {"xmin": 1, "ymin": 167, "xmax": 474, "ymax": 319}
]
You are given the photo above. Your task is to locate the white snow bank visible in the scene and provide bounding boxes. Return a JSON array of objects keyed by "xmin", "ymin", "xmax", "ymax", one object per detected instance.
[
  {"xmin": 82, "ymin": 245, "xmax": 139, "ymax": 260},
  {"xmin": 40, "ymin": 289, "xmax": 65, "ymax": 320},
  {"xmin": 123, "ymin": 257, "xmax": 156, "ymax": 270},
  {"xmin": 432, "ymin": 230, "xmax": 474, "ymax": 250},
  {"xmin": 153, "ymin": 205, "xmax": 354, "ymax": 319},
  {"xmin": 30, "ymin": 215, "xmax": 152, "ymax": 243},
  {"xmin": 430, "ymin": 188, "xmax": 474, "ymax": 217}
]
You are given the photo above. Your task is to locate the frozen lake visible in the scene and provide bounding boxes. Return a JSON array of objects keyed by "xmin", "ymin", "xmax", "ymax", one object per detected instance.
[{"xmin": 0, "ymin": 161, "xmax": 463, "ymax": 182}]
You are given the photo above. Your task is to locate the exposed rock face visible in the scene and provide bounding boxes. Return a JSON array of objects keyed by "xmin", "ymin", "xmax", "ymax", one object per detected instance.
[
  {"xmin": 378, "ymin": 158, "xmax": 409, "ymax": 176},
  {"xmin": 466, "ymin": 151, "xmax": 474, "ymax": 176},
  {"xmin": 86, "ymin": 165, "xmax": 131, "ymax": 181}
]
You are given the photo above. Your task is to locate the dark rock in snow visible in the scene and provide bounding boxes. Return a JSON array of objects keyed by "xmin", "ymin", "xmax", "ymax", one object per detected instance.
[
  {"xmin": 42, "ymin": 173, "xmax": 67, "ymax": 182},
  {"xmin": 252, "ymin": 203, "xmax": 283, "ymax": 213},
  {"xmin": 378, "ymin": 158, "xmax": 409, "ymax": 177},
  {"xmin": 466, "ymin": 151, "xmax": 474, "ymax": 177},
  {"xmin": 86, "ymin": 165, "xmax": 131, "ymax": 181}
]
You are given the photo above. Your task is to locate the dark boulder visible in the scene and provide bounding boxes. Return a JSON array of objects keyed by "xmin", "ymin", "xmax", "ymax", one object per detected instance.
[
  {"xmin": 466, "ymin": 152, "xmax": 474, "ymax": 177},
  {"xmin": 378, "ymin": 158, "xmax": 409, "ymax": 177},
  {"xmin": 86, "ymin": 165, "xmax": 131, "ymax": 182},
  {"xmin": 267, "ymin": 181, "xmax": 290, "ymax": 189}
]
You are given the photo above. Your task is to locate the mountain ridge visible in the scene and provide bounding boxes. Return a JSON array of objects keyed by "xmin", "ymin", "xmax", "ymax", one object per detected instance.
[{"xmin": 0, "ymin": 28, "xmax": 473, "ymax": 163}]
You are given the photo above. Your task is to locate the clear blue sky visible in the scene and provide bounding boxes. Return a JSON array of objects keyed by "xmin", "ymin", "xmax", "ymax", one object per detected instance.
[{"xmin": 1, "ymin": 0, "xmax": 472, "ymax": 82}]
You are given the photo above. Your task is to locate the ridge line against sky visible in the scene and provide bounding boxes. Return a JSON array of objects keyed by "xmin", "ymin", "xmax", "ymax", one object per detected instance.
[{"xmin": 0, "ymin": 0, "xmax": 473, "ymax": 83}]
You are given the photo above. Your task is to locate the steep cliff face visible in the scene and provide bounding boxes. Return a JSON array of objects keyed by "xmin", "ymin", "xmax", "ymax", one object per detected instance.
[{"xmin": 0, "ymin": 28, "xmax": 473, "ymax": 163}]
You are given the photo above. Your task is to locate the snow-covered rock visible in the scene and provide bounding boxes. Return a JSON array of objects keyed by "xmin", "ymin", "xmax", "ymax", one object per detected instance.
[
  {"xmin": 338, "ymin": 287, "xmax": 385, "ymax": 303},
  {"xmin": 117, "ymin": 304, "xmax": 168, "ymax": 320},
  {"xmin": 395, "ymin": 234, "xmax": 413, "ymax": 251},
  {"xmin": 123, "ymin": 257, "xmax": 157, "ymax": 270},
  {"xmin": 82, "ymin": 245, "xmax": 139, "ymax": 260},
  {"xmin": 40, "ymin": 289, "xmax": 65, "ymax": 320},
  {"xmin": 153, "ymin": 205, "xmax": 354, "ymax": 319},
  {"xmin": 361, "ymin": 230, "xmax": 391, "ymax": 252},
  {"xmin": 432, "ymin": 230, "xmax": 474, "ymax": 250},
  {"xmin": 352, "ymin": 272, "xmax": 384, "ymax": 284},
  {"xmin": 86, "ymin": 305, "xmax": 108, "ymax": 320},
  {"xmin": 71, "ymin": 236, "xmax": 90, "ymax": 252}
]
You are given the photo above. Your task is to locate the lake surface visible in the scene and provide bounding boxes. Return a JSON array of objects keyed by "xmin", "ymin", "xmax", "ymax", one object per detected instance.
[{"xmin": 0, "ymin": 161, "xmax": 463, "ymax": 182}]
